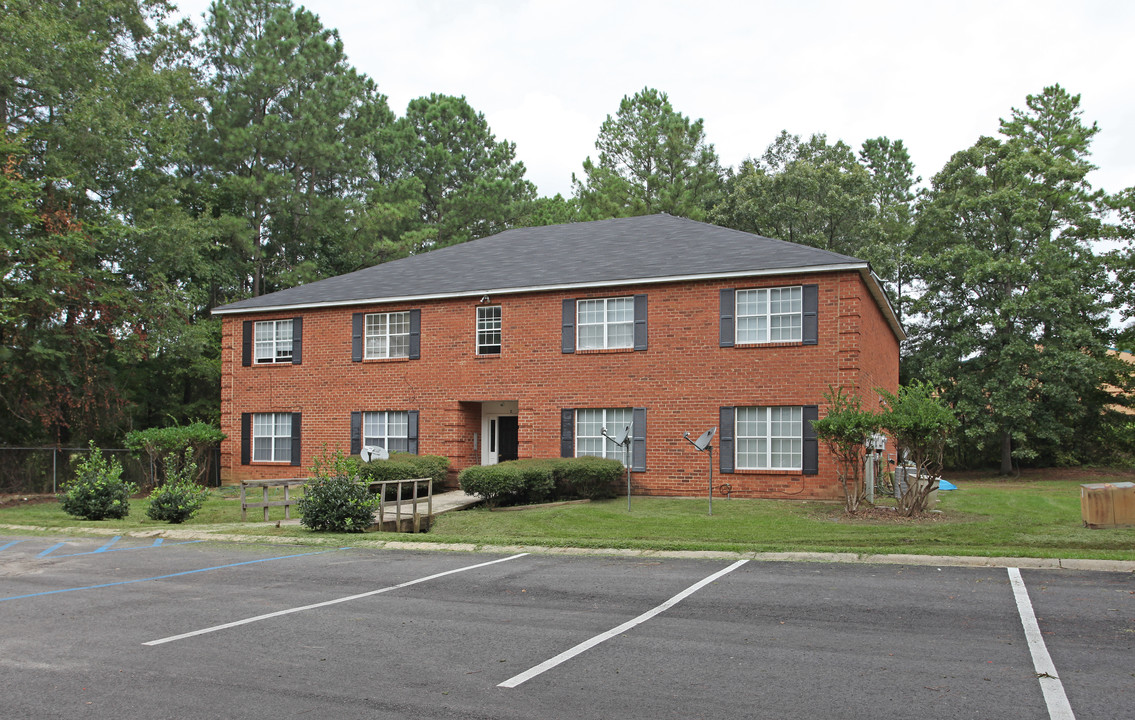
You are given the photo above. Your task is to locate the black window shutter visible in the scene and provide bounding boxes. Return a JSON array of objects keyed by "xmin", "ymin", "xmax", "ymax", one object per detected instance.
[
  {"xmin": 560, "ymin": 408, "xmax": 574, "ymax": 457},
  {"xmin": 719, "ymin": 289, "xmax": 735, "ymax": 347},
  {"xmin": 561, "ymin": 299, "xmax": 576, "ymax": 353},
  {"xmin": 352, "ymin": 313, "xmax": 364, "ymax": 362},
  {"xmin": 802, "ymin": 405, "xmax": 819, "ymax": 475},
  {"xmin": 631, "ymin": 407, "xmax": 647, "ymax": 472},
  {"xmin": 240, "ymin": 413, "xmax": 251, "ymax": 465},
  {"xmin": 409, "ymin": 309, "xmax": 421, "ymax": 359},
  {"xmin": 633, "ymin": 295, "xmax": 648, "ymax": 351},
  {"xmin": 407, "ymin": 410, "xmax": 419, "ymax": 455},
  {"xmin": 719, "ymin": 407, "xmax": 735, "ymax": 474},
  {"xmin": 350, "ymin": 411, "xmax": 362, "ymax": 455},
  {"xmin": 242, "ymin": 321, "xmax": 253, "ymax": 366},
  {"xmin": 802, "ymin": 284, "xmax": 819, "ymax": 345},
  {"xmin": 290, "ymin": 412, "xmax": 302, "ymax": 466},
  {"xmin": 291, "ymin": 317, "xmax": 303, "ymax": 365}
]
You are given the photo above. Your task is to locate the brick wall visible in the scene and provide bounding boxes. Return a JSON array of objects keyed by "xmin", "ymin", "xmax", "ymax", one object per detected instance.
[{"xmin": 218, "ymin": 270, "xmax": 900, "ymax": 499}]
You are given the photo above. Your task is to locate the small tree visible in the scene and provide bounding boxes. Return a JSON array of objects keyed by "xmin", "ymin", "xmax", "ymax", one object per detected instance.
[
  {"xmin": 125, "ymin": 422, "xmax": 225, "ymax": 487},
  {"xmin": 59, "ymin": 442, "xmax": 138, "ymax": 521},
  {"xmin": 298, "ymin": 449, "xmax": 376, "ymax": 532},
  {"xmin": 878, "ymin": 381, "xmax": 957, "ymax": 516},
  {"xmin": 146, "ymin": 449, "xmax": 210, "ymax": 524},
  {"xmin": 811, "ymin": 387, "xmax": 881, "ymax": 512}
]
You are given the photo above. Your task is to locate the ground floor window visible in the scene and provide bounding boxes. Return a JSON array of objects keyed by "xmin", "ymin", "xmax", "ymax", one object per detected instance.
[
  {"xmin": 363, "ymin": 411, "xmax": 411, "ymax": 453},
  {"xmin": 735, "ymin": 406, "xmax": 802, "ymax": 470},
  {"xmin": 575, "ymin": 408, "xmax": 633, "ymax": 462},
  {"xmin": 252, "ymin": 413, "xmax": 293, "ymax": 462}
]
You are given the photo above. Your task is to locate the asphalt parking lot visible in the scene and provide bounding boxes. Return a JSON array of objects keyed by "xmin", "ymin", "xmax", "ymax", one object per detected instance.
[{"xmin": 2, "ymin": 535, "xmax": 1132, "ymax": 719}]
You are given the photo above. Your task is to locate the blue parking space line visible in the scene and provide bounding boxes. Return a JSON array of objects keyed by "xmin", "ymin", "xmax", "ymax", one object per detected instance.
[
  {"xmin": 93, "ymin": 536, "xmax": 122, "ymax": 553},
  {"xmin": 0, "ymin": 540, "xmax": 25, "ymax": 552},
  {"xmin": 0, "ymin": 547, "xmax": 349, "ymax": 603},
  {"xmin": 53, "ymin": 539, "xmax": 204, "ymax": 558},
  {"xmin": 38, "ymin": 542, "xmax": 66, "ymax": 558}
]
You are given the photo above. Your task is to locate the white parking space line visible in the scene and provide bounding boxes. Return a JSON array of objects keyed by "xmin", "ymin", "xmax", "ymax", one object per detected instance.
[
  {"xmin": 144, "ymin": 553, "xmax": 529, "ymax": 647},
  {"xmin": 499, "ymin": 559, "xmax": 749, "ymax": 689},
  {"xmin": 1007, "ymin": 567, "xmax": 1076, "ymax": 720}
]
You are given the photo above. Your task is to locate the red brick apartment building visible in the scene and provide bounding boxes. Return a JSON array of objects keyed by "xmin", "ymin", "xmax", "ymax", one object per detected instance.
[{"xmin": 212, "ymin": 214, "xmax": 903, "ymax": 499}]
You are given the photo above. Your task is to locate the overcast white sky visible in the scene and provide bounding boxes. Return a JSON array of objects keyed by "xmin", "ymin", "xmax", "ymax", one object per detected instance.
[{"xmin": 176, "ymin": 0, "xmax": 1135, "ymax": 199}]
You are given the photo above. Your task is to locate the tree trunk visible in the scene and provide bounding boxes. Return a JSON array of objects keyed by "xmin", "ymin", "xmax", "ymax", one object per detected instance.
[{"xmin": 999, "ymin": 430, "xmax": 1013, "ymax": 475}]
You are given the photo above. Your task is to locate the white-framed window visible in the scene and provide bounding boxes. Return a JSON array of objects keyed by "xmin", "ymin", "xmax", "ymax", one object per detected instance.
[
  {"xmin": 736, "ymin": 286, "xmax": 802, "ymax": 344},
  {"xmin": 735, "ymin": 406, "xmax": 802, "ymax": 470},
  {"xmin": 577, "ymin": 297, "xmax": 634, "ymax": 350},
  {"xmin": 476, "ymin": 306, "xmax": 501, "ymax": 355},
  {"xmin": 254, "ymin": 320, "xmax": 293, "ymax": 363},
  {"xmin": 362, "ymin": 411, "xmax": 411, "ymax": 453},
  {"xmin": 252, "ymin": 413, "xmax": 293, "ymax": 462},
  {"xmin": 365, "ymin": 311, "xmax": 410, "ymax": 359},
  {"xmin": 575, "ymin": 408, "xmax": 633, "ymax": 463}
]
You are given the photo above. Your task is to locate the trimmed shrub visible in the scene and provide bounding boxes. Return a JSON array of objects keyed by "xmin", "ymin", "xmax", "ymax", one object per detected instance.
[
  {"xmin": 357, "ymin": 453, "xmax": 449, "ymax": 499},
  {"xmin": 459, "ymin": 457, "xmax": 621, "ymax": 507},
  {"xmin": 554, "ymin": 456, "xmax": 622, "ymax": 500},
  {"xmin": 299, "ymin": 449, "xmax": 377, "ymax": 532},
  {"xmin": 146, "ymin": 450, "xmax": 209, "ymax": 524},
  {"xmin": 298, "ymin": 476, "xmax": 377, "ymax": 532},
  {"xmin": 458, "ymin": 464, "xmax": 532, "ymax": 507},
  {"xmin": 59, "ymin": 442, "xmax": 138, "ymax": 520}
]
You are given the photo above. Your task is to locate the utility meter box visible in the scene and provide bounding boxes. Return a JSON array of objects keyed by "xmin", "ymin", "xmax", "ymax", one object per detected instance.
[{"xmin": 1080, "ymin": 482, "xmax": 1135, "ymax": 529}]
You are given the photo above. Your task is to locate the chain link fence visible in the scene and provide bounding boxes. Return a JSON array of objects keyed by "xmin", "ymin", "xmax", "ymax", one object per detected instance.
[{"xmin": 0, "ymin": 446, "xmax": 221, "ymax": 495}]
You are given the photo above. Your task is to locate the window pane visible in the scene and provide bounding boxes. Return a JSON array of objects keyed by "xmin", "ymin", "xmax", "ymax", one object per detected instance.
[
  {"xmin": 607, "ymin": 322, "xmax": 633, "ymax": 348},
  {"xmin": 578, "ymin": 325, "xmax": 604, "ymax": 350}
]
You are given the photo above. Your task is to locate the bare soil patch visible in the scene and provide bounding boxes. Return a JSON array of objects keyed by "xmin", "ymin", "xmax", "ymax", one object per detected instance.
[{"xmin": 0, "ymin": 493, "xmax": 56, "ymax": 508}]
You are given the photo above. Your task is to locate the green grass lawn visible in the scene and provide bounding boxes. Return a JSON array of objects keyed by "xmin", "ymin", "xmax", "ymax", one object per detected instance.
[{"xmin": 1, "ymin": 474, "xmax": 1133, "ymax": 560}]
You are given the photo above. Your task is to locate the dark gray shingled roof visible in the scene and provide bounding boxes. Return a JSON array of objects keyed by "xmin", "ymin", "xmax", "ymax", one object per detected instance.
[{"xmin": 214, "ymin": 214, "xmax": 874, "ymax": 315}]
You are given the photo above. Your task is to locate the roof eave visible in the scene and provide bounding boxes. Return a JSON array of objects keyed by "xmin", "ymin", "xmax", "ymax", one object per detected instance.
[{"xmin": 211, "ymin": 262, "xmax": 872, "ymax": 316}]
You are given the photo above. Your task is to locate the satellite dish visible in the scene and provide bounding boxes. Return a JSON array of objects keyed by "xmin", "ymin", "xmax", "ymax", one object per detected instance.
[
  {"xmin": 603, "ymin": 424, "xmax": 631, "ymax": 446},
  {"xmin": 360, "ymin": 445, "xmax": 389, "ymax": 463},
  {"xmin": 693, "ymin": 427, "xmax": 717, "ymax": 452}
]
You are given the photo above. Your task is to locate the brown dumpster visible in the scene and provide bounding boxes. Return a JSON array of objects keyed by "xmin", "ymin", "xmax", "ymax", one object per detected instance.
[{"xmin": 1081, "ymin": 482, "xmax": 1135, "ymax": 529}]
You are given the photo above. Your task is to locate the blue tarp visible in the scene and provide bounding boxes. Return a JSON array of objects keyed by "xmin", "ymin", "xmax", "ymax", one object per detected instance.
[{"xmin": 938, "ymin": 479, "xmax": 957, "ymax": 491}]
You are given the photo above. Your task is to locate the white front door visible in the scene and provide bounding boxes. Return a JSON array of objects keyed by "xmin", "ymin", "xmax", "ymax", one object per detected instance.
[{"xmin": 480, "ymin": 401, "xmax": 519, "ymax": 465}]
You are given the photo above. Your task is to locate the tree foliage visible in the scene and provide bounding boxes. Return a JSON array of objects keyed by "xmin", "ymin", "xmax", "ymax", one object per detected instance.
[
  {"xmin": 382, "ymin": 93, "xmax": 536, "ymax": 252},
  {"xmin": 573, "ymin": 87, "xmax": 723, "ymax": 220},
  {"xmin": 906, "ymin": 85, "xmax": 1121, "ymax": 472},
  {"xmin": 878, "ymin": 381, "xmax": 956, "ymax": 515},
  {"xmin": 198, "ymin": 0, "xmax": 394, "ymax": 298},
  {"xmin": 811, "ymin": 386, "xmax": 881, "ymax": 512},
  {"xmin": 0, "ymin": 0, "xmax": 202, "ymax": 443}
]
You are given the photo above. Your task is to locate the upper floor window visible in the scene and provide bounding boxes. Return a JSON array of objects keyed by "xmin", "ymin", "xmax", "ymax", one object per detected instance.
[
  {"xmin": 563, "ymin": 295, "xmax": 647, "ymax": 353},
  {"xmin": 254, "ymin": 320, "xmax": 294, "ymax": 363},
  {"xmin": 577, "ymin": 297, "xmax": 634, "ymax": 350},
  {"xmin": 366, "ymin": 311, "xmax": 410, "ymax": 359},
  {"xmin": 735, "ymin": 406, "xmax": 802, "ymax": 470},
  {"xmin": 243, "ymin": 318, "xmax": 300, "ymax": 366},
  {"xmin": 720, "ymin": 285, "xmax": 817, "ymax": 347},
  {"xmin": 477, "ymin": 306, "xmax": 501, "ymax": 355},
  {"xmin": 736, "ymin": 286, "xmax": 802, "ymax": 344}
]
